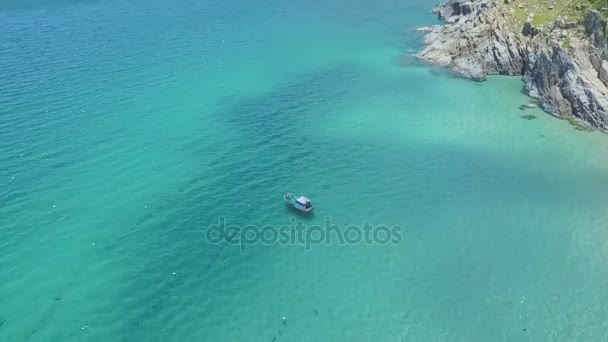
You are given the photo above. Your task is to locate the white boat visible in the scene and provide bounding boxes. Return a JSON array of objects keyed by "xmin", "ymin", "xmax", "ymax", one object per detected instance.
[{"xmin": 284, "ymin": 193, "xmax": 315, "ymax": 214}]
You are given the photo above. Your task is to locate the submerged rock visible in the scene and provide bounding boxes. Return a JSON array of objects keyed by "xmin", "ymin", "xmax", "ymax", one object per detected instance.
[{"xmin": 519, "ymin": 103, "xmax": 537, "ymax": 110}]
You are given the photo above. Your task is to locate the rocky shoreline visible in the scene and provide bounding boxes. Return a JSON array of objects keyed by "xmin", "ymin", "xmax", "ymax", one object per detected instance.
[{"xmin": 416, "ymin": 0, "xmax": 608, "ymax": 131}]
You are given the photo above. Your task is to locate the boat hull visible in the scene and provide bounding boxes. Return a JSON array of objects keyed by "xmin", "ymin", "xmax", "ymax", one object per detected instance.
[
  {"xmin": 284, "ymin": 202, "xmax": 314, "ymax": 213},
  {"xmin": 284, "ymin": 193, "xmax": 314, "ymax": 214}
]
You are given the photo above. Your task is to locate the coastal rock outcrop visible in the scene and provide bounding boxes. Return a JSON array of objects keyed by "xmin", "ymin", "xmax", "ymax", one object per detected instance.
[
  {"xmin": 420, "ymin": 0, "xmax": 525, "ymax": 80},
  {"xmin": 417, "ymin": 0, "xmax": 608, "ymax": 131},
  {"xmin": 523, "ymin": 41, "xmax": 608, "ymax": 126}
]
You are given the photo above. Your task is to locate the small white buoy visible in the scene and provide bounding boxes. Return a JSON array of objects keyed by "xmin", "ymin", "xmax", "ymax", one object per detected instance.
[
  {"xmin": 92, "ymin": 243, "xmax": 96, "ymax": 246},
  {"xmin": 52, "ymin": 205, "xmax": 56, "ymax": 208},
  {"xmin": 172, "ymin": 272, "xmax": 176, "ymax": 275}
]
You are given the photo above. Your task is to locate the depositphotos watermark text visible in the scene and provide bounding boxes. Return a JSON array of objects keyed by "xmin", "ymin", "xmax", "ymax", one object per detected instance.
[{"xmin": 205, "ymin": 217, "xmax": 403, "ymax": 250}]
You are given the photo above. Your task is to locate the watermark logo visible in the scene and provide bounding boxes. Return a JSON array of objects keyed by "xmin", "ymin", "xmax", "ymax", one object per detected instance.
[{"xmin": 205, "ymin": 217, "xmax": 403, "ymax": 251}]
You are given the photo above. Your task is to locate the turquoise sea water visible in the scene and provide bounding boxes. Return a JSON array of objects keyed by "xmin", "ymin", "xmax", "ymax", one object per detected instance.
[{"xmin": 2, "ymin": 0, "xmax": 608, "ymax": 341}]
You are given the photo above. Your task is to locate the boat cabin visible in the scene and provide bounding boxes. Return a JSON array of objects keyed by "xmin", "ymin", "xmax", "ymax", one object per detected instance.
[{"xmin": 296, "ymin": 196, "xmax": 312, "ymax": 208}]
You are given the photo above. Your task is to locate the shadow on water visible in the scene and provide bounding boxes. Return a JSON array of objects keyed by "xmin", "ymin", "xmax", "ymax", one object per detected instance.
[
  {"xmin": 96, "ymin": 65, "xmax": 362, "ymax": 339},
  {"xmin": 99, "ymin": 63, "xmax": 608, "ymax": 340}
]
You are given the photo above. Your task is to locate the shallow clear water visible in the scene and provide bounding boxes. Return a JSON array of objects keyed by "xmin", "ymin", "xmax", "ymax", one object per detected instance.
[{"xmin": 1, "ymin": 0, "xmax": 608, "ymax": 341}]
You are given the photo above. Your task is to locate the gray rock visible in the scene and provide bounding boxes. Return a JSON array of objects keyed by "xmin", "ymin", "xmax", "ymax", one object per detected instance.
[
  {"xmin": 461, "ymin": 2, "xmax": 473, "ymax": 16},
  {"xmin": 452, "ymin": 1, "xmax": 462, "ymax": 16},
  {"xmin": 528, "ymin": 87, "xmax": 540, "ymax": 99},
  {"xmin": 599, "ymin": 60, "xmax": 608, "ymax": 83},
  {"xmin": 553, "ymin": 16, "xmax": 576, "ymax": 30},
  {"xmin": 554, "ymin": 16, "xmax": 565, "ymax": 29},
  {"xmin": 589, "ymin": 50, "xmax": 602, "ymax": 71},
  {"xmin": 584, "ymin": 10, "xmax": 602, "ymax": 36},
  {"xmin": 534, "ymin": 25, "xmax": 546, "ymax": 37},
  {"xmin": 436, "ymin": 4, "xmax": 454, "ymax": 19}
]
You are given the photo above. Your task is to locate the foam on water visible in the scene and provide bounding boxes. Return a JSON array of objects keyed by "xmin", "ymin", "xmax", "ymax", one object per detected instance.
[{"xmin": 1, "ymin": 0, "xmax": 608, "ymax": 341}]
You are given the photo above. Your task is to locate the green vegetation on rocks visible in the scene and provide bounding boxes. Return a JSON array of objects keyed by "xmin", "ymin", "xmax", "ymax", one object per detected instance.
[{"xmin": 505, "ymin": 0, "xmax": 603, "ymax": 28}]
